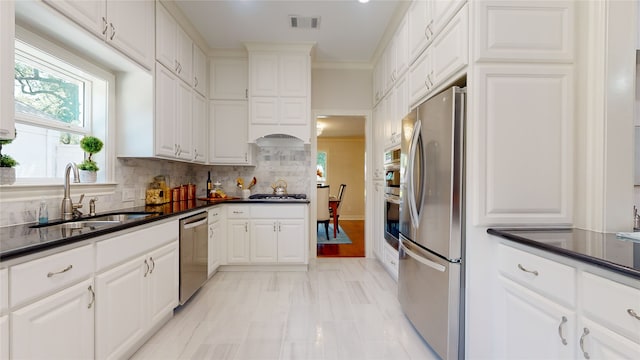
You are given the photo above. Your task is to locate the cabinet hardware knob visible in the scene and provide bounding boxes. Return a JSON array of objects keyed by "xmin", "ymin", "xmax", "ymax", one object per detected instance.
[
  {"xmin": 149, "ymin": 257, "xmax": 155, "ymax": 274},
  {"xmin": 627, "ymin": 309, "xmax": 640, "ymax": 320},
  {"xmin": 579, "ymin": 327, "xmax": 590, "ymax": 359},
  {"xmin": 517, "ymin": 263, "xmax": 539, "ymax": 276},
  {"xmin": 144, "ymin": 259, "xmax": 150, "ymax": 277},
  {"xmin": 88, "ymin": 285, "xmax": 95, "ymax": 309},
  {"xmin": 558, "ymin": 316, "xmax": 568, "ymax": 345},
  {"xmin": 47, "ymin": 264, "xmax": 73, "ymax": 278}
]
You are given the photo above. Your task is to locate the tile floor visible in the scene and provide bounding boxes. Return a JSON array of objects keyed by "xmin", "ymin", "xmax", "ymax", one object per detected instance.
[{"xmin": 131, "ymin": 258, "xmax": 438, "ymax": 360}]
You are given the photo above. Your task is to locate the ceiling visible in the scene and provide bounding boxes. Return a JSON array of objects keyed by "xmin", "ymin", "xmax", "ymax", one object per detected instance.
[{"xmin": 174, "ymin": 0, "xmax": 408, "ymax": 65}]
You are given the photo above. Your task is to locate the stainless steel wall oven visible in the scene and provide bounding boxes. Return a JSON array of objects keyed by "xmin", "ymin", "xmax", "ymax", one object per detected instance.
[{"xmin": 383, "ymin": 146, "xmax": 401, "ymax": 250}]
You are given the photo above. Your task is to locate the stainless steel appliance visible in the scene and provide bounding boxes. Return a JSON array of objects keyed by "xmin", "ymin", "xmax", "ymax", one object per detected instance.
[
  {"xmin": 179, "ymin": 211, "xmax": 208, "ymax": 305},
  {"xmin": 384, "ymin": 147, "xmax": 401, "ymax": 250},
  {"xmin": 398, "ymin": 86, "xmax": 466, "ymax": 360}
]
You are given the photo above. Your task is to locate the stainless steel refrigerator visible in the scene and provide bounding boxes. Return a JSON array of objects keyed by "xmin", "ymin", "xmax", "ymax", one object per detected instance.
[{"xmin": 398, "ymin": 86, "xmax": 465, "ymax": 360}]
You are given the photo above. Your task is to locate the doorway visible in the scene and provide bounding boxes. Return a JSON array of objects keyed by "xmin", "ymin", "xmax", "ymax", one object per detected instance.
[{"xmin": 312, "ymin": 112, "xmax": 369, "ymax": 258}]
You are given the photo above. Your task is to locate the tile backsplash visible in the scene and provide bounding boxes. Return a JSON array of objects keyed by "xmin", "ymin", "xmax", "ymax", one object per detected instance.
[{"xmin": 0, "ymin": 140, "xmax": 311, "ymax": 227}]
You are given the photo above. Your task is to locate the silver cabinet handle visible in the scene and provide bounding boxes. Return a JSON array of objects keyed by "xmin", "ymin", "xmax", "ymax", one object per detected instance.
[
  {"xmin": 245, "ymin": 222, "xmax": 248, "ymax": 232},
  {"xmin": 144, "ymin": 259, "xmax": 150, "ymax": 277},
  {"xmin": 194, "ymin": 76, "xmax": 198, "ymax": 87},
  {"xmin": 579, "ymin": 327, "xmax": 590, "ymax": 359},
  {"xmin": 627, "ymin": 309, "xmax": 640, "ymax": 320},
  {"xmin": 88, "ymin": 285, "xmax": 95, "ymax": 309},
  {"xmin": 102, "ymin": 17, "xmax": 108, "ymax": 35},
  {"xmin": 558, "ymin": 316, "xmax": 568, "ymax": 345},
  {"xmin": 47, "ymin": 264, "xmax": 73, "ymax": 278},
  {"xmin": 517, "ymin": 263, "xmax": 539, "ymax": 276},
  {"xmin": 149, "ymin": 257, "xmax": 155, "ymax": 274},
  {"xmin": 109, "ymin": 23, "xmax": 115, "ymax": 40},
  {"xmin": 232, "ymin": 210, "xmax": 244, "ymax": 214},
  {"xmin": 278, "ymin": 223, "xmax": 281, "ymax": 232},
  {"xmin": 273, "ymin": 223, "xmax": 276, "ymax": 232}
]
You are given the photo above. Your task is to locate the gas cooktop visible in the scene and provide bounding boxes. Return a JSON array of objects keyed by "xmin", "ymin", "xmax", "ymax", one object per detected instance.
[{"xmin": 249, "ymin": 193, "xmax": 307, "ymax": 200}]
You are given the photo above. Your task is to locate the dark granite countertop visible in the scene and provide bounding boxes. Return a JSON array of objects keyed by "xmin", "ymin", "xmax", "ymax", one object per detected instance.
[
  {"xmin": 488, "ymin": 228, "xmax": 640, "ymax": 279},
  {"xmin": 0, "ymin": 198, "xmax": 309, "ymax": 262}
]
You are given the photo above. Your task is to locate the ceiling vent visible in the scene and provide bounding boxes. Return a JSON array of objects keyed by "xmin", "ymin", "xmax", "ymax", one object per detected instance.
[{"xmin": 289, "ymin": 15, "xmax": 320, "ymax": 29}]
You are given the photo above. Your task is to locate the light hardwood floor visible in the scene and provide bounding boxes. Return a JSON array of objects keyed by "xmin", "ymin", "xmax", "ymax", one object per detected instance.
[{"xmin": 131, "ymin": 258, "xmax": 438, "ymax": 360}]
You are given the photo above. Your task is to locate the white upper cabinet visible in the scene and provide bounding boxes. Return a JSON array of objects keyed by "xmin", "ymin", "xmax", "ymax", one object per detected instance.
[
  {"xmin": 156, "ymin": 2, "xmax": 192, "ymax": 82},
  {"xmin": 209, "ymin": 100, "xmax": 253, "ymax": 165},
  {"xmin": 0, "ymin": 0, "xmax": 15, "ymax": 140},
  {"xmin": 408, "ymin": 0, "xmax": 433, "ymax": 64},
  {"xmin": 474, "ymin": 0, "xmax": 574, "ymax": 62},
  {"xmin": 44, "ymin": 0, "xmax": 154, "ymax": 70},
  {"xmin": 210, "ymin": 57, "xmax": 248, "ymax": 100},
  {"xmin": 192, "ymin": 92, "xmax": 207, "ymax": 163},
  {"xmin": 192, "ymin": 44, "xmax": 207, "ymax": 96},
  {"xmin": 246, "ymin": 44, "xmax": 313, "ymax": 143}
]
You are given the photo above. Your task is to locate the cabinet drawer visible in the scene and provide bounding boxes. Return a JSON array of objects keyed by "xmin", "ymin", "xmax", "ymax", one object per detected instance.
[
  {"xmin": 10, "ymin": 244, "xmax": 94, "ymax": 307},
  {"xmin": 497, "ymin": 243, "xmax": 575, "ymax": 307},
  {"xmin": 227, "ymin": 205, "xmax": 249, "ymax": 218},
  {"xmin": 208, "ymin": 206, "xmax": 224, "ymax": 222},
  {"xmin": 251, "ymin": 205, "xmax": 305, "ymax": 218},
  {"xmin": 581, "ymin": 272, "xmax": 640, "ymax": 343},
  {"xmin": 96, "ymin": 220, "xmax": 178, "ymax": 272},
  {"xmin": 383, "ymin": 243, "xmax": 399, "ymax": 280}
]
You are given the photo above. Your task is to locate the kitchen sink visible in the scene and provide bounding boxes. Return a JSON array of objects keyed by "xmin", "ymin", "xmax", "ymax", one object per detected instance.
[{"xmin": 30, "ymin": 212, "xmax": 159, "ymax": 229}]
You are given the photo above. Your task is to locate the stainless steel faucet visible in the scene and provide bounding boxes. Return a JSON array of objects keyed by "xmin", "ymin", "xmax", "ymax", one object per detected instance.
[{"xmin": 61, "ymin": 162, "xmax": 83, "ymax": 220}]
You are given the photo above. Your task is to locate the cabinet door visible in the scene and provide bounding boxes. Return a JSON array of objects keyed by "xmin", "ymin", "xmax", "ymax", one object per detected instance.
[
  {"xmin": 0, "ymin": 315, "xmax": 6, "ymax": 360},
  {"xmin": 394, "ymin": 14, "xmax": 409, "ymax": 78},
  {"xmin": 372, "ymin": 181, "xmax": 384, "ymax": 260},
  {"xmin": 372, "ymin": 105, "xmax": 385, "ymax": 180},
  {"xmin": 155, "ymin": 64, "xmax": 177, "ymax": 158},
  {"xmin": 250, "ymin": 53, "xmax": 278, "ymax": 96},
  {"xmin": 95, "ymin": 256, "xmax": 147, "ymax": 360},
  {"xmin": 497, "ymin": 276, "xmax": 575, "ymax": 359},
  {"xmin": 209, "ymin": 219, "xmax": 224, "ymax": 275},
  {"xmin": 107, "ymin": 0, "xmax": 154, "ymax": 70},
  {"xmin": 227, "ymin": 220, "xmax": 250, "ymax": 263},
  {"xmin": 407, "ymin": 0, "xmax": 432, "ymax": 63},
  {"xmin": 12, "ymin": 279, "xmax": 95, "ymax": 359},
  {"xmin": 251, "ymin": 97, "xmax": 278, "ymax": 125},
  {"xmin": 251, "ymin": 220, "xmax": 278, "ymax": 263},
  {"xmin": 209, "ymin": 100, "xmax": 250, "ymax": 164},
  {"xmin": 279, "ymin": 97, "xmax": 307, "ymax": 125},
  {"xmin": 192, "ymin": 92, "xmax": 207, "ymax": 163},
  {"xmin": 0, "ymin": 0, "xmax": 15, "ymax": 140},
  {"xmin": 155, "ymin": 3, "xmax": 177, "ymax": 72},
  {"xmin": 176, "ymin": 80, "xmax": 193, "ymax": 160},
  {"xmin": 578, "ymin": 318, "xmax": 640, "ymax": 360},
  {"xmin": 193, "ymin": 44, "xmax": 207, "ymax": 95},
  {"xmin": 147, "ymin": 242, "xmax": 179, "ymax": 328},
  {"xmin": 473, "ymin": 65, "xmax": 573, "ymax": 225},
  {"xmin": 210, "ymin": 57, "xmax": 248, "ymax": 100},
  {"xmin": 277, "ymin": 219, "xmax": 306, "ymax": 263},
  {"xmin": 430, "ymin": 5, "xmax": 468, "ymax": 87},
  {"xmin": 408, "ymin": 47, "xmax": 431, "ymax": 106},
  {"xmin": 393, "ymin": 74, "xmax": 408, "ymax": 142},
  {"xmin": 279, "ymin": 53, "xmax": 308, "ymax": 97},
  {"xmin": 44, "ymin": 0, "xmax": 106, "ymax": 37},
  {"xmin": 176, "ymin": 25, "xmax": 193, "ymax": 83},
  {"xmin": 432, "ymin": 0, "xmax": 466, "ymax": 37}
]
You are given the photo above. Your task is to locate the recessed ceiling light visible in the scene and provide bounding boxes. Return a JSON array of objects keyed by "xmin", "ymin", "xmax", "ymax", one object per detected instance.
[{"xmin": 358, "ymin": 0, "xmax": 370, "ymax": 3}]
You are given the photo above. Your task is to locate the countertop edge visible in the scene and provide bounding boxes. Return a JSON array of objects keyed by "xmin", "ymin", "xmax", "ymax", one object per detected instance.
[
  {"xmin": 487, "ymin": 228, "xmax": 640, "ymax": 280},
  {"xmin": 0, "ymin": 199, "xmax": 310, "ymax": 262}
]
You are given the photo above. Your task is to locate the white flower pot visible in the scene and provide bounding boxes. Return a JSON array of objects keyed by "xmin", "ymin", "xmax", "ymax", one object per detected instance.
[
  {"xmin": 79, "ymin": 170, "xmax": 97, "ymax": 183},
  {"xmin": 0, "ymin": 167, "xmax": 15, "ymax": 185}
]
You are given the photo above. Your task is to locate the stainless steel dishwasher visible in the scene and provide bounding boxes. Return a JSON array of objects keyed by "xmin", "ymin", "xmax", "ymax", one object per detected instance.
[{"xmin": 179, "ymin": 211, "xmax": 208, "ymax": 305}]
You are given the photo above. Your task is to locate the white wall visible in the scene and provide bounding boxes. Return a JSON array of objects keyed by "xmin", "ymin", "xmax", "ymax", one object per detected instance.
[{"xmin": 311, "ymin": 67, "xmax": 372, "ymax": 110}]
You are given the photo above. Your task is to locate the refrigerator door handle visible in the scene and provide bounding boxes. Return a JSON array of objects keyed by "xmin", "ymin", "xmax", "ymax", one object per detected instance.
[
  {"xmin": 401, "ymin": 240, "xmax": 446, "ymax": 272},
  {"xmin": 407, "ymin": 119, "xmax": 422, "ymax": 228}
]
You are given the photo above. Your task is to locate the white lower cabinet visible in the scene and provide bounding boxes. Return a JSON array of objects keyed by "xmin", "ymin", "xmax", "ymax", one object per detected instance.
[
  {"xmin": 497, "ymin": 276, "xmax": 575, "ymax": 359},
  {"xmin": 496, "ymin": 242, "xmax": 640, "ymax": 359},
  {"xmin": 95, "ymin": 240, "xmax": 178, "ymax": 360},
  {"xmin": 226, "ymin": 204, "xmax": 308, "ymax": 265},
  {"xmin": 11, "ymin": 278, "xmax": 95, "ymax": 359},
  {"xmin": 0, "ymin": 315, "xmax": 7, "ymax": 360},
  {"xmin": 208, "ymin": 207, "xmax": 226, "ymax": 275}
]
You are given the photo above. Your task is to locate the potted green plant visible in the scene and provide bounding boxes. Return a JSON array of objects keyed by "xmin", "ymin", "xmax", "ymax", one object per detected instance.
[
  {"xmin": 77, "ymin": 135, "xmax": 103, "ymax": 183},
  {"xmin": 0, "ymin": 131, "xmax": 18, "ymax": 185}
]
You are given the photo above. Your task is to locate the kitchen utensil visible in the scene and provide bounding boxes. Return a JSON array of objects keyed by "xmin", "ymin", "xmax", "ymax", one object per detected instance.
[{"xmin": 248, "ymin": 177, "xmax": 257, "ymax": 189}]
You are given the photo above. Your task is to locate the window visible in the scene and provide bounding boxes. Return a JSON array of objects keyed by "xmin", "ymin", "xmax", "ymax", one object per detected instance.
[
  {"xmin": 317, "ymin": 151, "xmax": 327, "ymax": 183},
  {"xmin": 10, "ymin": 30, "xmax": 111, "ymax": 183}
]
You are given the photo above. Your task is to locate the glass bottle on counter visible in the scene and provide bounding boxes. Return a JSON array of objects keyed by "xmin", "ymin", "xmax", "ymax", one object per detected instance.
[
  {"xmin": 38, "ymin": 201, "xmax": 48, "ymax": 224},
  {"xmin": 206, "ymin": 171, "xmax": 212, "ymax": 198}
]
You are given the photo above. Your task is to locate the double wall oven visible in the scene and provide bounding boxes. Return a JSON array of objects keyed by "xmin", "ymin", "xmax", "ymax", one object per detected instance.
[{"xmin": 383, "ymin": 147, "xmax": 401, "ymax": 250}]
